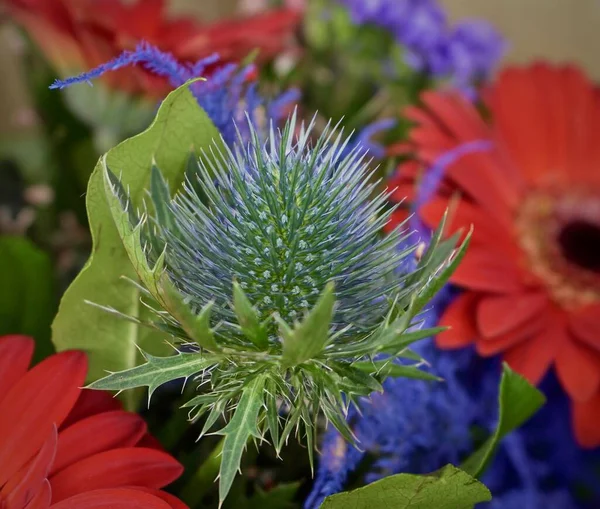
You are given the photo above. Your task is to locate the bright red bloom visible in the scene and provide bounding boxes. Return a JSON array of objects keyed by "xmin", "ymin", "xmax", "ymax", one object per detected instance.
[
  {"xmin": 5, "ymin": 0, "xmax": 300, "ymax": 97},
  {"xmin": 388, "ymin": 63, "xmax": 600, "ymax": 447},
  {"xmin": 0, "ymin": 335, "xmax": 187, "ymax": 508}
]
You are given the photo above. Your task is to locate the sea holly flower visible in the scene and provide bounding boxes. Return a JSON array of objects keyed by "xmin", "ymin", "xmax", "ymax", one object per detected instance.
[
  {"xmin": 87, "ymin": 106, "xmax": 468, "ymax": 503},
  {"xmin": 0, "ymin": 335, "xmax": 185, "ymax": 509},
  {"xmin": 386, "ymin": 63, "xmax": 600, "ymax": 447}
]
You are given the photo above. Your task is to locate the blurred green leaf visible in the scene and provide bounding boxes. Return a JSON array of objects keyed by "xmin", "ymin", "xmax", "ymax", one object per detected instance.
[
  {"xmin": 52, "ymin": 82, "xmax": 223, "ymax": 406},
  {"xmin": 320, "ymin": 464, "xmax": 491, "ymax": 509},
  {"xmin": 0, "ymin": 236, "xmax": 56, "ymax": 362},
  {"xmin": 461, "ymin": 363, "xmax": 546, "ymax": 477}
]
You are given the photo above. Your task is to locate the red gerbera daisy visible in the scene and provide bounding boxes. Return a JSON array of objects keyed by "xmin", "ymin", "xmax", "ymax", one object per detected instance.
[
  {"xmin": 388, "ymin": 63, "xmax": 600, "ymax": 447},
  {"xmin": 0, "ymin": 335, "xmax": 186, "ymax": 508},
  {"xmin": 4, "ymin": 0, "xmax": 300, "ymax": 98}
]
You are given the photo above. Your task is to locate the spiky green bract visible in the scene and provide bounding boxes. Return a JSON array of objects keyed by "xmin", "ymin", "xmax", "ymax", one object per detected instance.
[{"xmin": 91, "ymin": 112, "xmax": 468, "ymax": 505}]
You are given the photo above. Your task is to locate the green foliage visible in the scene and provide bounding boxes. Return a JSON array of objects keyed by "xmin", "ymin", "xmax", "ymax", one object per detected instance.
[
  {"xmin": 462, "ymin": 364, "xmax": 546, "ymax": 477},
  {"xmin": 280, "ymin": 282, "xmax": 336, "ymax": 367},
  {"xmin": 217, "ymin": 374, "xmax": 268, "ymax": 505},
  {"xmin": 320, "ymin": 465, "xmax": 491, "ymax": 509},
  {"xmin": 0, "ymin": 236, "xmax": 56, "ymax": 361},
  {"xmin": 51, "ymin": 83, "xmax": 223, "ymax": 399}
]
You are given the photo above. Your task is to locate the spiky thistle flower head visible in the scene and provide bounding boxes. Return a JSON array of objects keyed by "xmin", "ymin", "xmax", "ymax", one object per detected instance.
[
  {"xmin": 92, "ymin": 112, "xmax": 468, "ymax": 504},
  {"xmin": 164, "ymin": 115, "xmax": 405, "ymax": 341}
]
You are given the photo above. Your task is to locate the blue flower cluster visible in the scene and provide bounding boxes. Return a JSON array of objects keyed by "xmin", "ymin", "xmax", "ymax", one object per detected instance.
[
  {"xmin": 306, "ymin": 283, "xmax": 600, "ymax": 509},
  {"xmin": 337, "ymin": 0, "xmax": 506, "ymax": 94},
  {"xmin": 50, "ymin": 42, "xmax": 299, "ymax": 145}
]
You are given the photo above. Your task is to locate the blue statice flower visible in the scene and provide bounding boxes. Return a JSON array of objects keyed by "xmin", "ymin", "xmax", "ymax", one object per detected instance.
[
  {"xmin": 50, "ymin": 42, "xmax": 299, "ymax": 145},
  {"xmin": 337, "ymin": 0, "xmax": 506, "ymax": 93}
]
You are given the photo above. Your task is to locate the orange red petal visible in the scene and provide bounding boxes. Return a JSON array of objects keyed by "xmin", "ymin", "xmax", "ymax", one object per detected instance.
[
  {"xmin": 49, "ymin": 448, "xmax": 183, "ymax": 503},
  {"xmin": 0, "ymin": 350, "xmax": 87, "ymax": 486},
  {"xmin": 436, "ymin": 293, "xmax": 478, "ymax": 349},
  {"xmin": 574, "ymin": 391, "xmax": 600, "ymax": 448},
  {"xmin": 50, "ymin": 488, "xmax": 173, "ymax": 509},
  {"xmin": 476, "ymin": 292, "xmax": 548, "ymax": 338},
  {"xmin": 0, "ymin": 335, "xmax": 34, "ymax": 405},
  {"xmin": 52, "ymin": 411, "xmax": 147, "ymax": 475}
]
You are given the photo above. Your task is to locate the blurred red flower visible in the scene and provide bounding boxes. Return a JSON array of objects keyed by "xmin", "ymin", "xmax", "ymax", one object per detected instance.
[
  {"xmin": 5, "ymin": 0, "xmax": 300, "ymax": 97},
  {"xmin": 0, "ymin": 335, "xmax": 187, "ymax": 509},
  {"xmin": 388, "ymin": 64, "xmax": 600, "ymax": 447}
]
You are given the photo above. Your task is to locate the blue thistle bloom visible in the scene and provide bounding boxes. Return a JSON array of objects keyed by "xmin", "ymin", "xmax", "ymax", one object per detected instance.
[
  {"xmin": 165, "ymin": 115, "xmax": 407, "ymax": 336},
  {"xmin": 50, "ymin": 42, "xmax": 299, "ymax": 145},
  {"xmin": 336, "ymin": 0, "xmax": 505, "ymax": 92},
  {"xmin": 97, "ymin": 111, "xmax": 465, "ymax": 504}
]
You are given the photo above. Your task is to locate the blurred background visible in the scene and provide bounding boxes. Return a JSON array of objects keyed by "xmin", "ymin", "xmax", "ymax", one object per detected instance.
[{"xmin": 2, "ymin": 0, "xmax": 600, "ymax": 140}]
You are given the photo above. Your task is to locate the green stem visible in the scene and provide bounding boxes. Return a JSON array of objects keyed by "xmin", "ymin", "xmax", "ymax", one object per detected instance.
[{"xmin": 180, "ymin": 437, "xmax": 224, "ymax": 508}]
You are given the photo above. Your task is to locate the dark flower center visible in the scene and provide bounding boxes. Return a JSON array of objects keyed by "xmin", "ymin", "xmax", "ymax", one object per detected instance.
[
  {"xmin": 516, "ymin": 188, "xmax": 600, "ymax": 308},
  {"xmin": 558, "ymin": 220, "xmax": 600, "ymax": 273}
]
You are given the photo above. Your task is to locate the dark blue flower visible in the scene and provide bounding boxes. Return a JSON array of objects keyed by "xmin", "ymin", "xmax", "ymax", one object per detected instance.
[{"xmin": 336, "ymin": 0, "xmax": 505, "ymax": 93}]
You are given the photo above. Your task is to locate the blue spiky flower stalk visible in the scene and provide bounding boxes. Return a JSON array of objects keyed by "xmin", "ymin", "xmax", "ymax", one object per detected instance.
[{"xmin": 91, "ymin": 113, "xmax": 467, "ymax": 504}]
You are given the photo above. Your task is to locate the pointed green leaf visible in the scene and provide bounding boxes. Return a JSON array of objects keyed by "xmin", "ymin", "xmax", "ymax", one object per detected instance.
[
  {"xmin": 160, "ymin": 286, "xmax": 220, "ymax": 351},
  {"xmin": 52, "ymin": 82, "xmax": 224, "ymax": 392},
  {"xmin": 88, "ymin": 351, "xmax": 215, "ymax": 403},
  {"xmin": 217, "ymin": 374, "xmax": 267, "ymax": 505},
  {"xmin": 320, "ymin": 465, "xmax": 491, "ymax": 509},
  {"xmin": 352, "ymin": 360, "xmax": 441, "ymax": 382},
  {"xmin": 265, "ymin": 378, "xmax": 280, "ymax": 448},
  {"xmin": 233, "ymin": 282, "xmax": 269, "ymax": 350},
  {"xmin": 282, "ymin": 282, "xmax": 336, "ymax": 367},
  {"xmin": 413, "ymin": 231, "xmax": 471, "ymax": 314},
  {"xmin": 334, "ymin": 363, "xmax": 383, "ymax": 393},
  {"xmin": 150, "ymin": 163, "xmax": 176, "ymax": 231},
  {"xmin": 461, "ymin": 363, "xmax": 545, "ymax": 478}
]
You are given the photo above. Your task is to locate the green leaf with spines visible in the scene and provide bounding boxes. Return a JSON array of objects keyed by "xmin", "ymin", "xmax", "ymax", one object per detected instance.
[
  {"xmin": 232, "ymin": 282, "xmax": 269, "ymax": 350},
  {"xmin": 88, "ymin": 350, "xmax": 215, "ymax": 403},
  {"xmin": 320, "ymin": 464, "xmax": 492, "ymax": 509},
  {"xmin": 352, "ymin": 360, "xmax": 441, "ymax": 382},
  {"xmin": 281, "ymin": 282, "xmax": 336, "ymax": 367},
  {"xmin": 216, "ymin": 374, "xmax": 268, "ymax": 506},
  {"xmin": 461, "ymin": 363, "xmax": 545, "ymax": 477},
  {"xmin": 150, "ymin": 162, "xmax": 177, "ymax": 233}
]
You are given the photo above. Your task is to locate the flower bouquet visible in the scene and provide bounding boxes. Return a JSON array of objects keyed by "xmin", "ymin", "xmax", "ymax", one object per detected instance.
[{"xmin": 1, "ymin": 1, "xmax": 599, "ymax": 508}]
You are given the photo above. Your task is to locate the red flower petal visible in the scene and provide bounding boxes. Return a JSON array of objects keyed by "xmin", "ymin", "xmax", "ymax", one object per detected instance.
[
  {"xmin": 555, "ymin": 342, "xmax": 600, "ymax": 402},
  {"xmin": 52, "ymin": 411, "xmax": 147, "ymax": 475},
  {"xmin": 0, "ymin": 350, "xmax": 87, "ymax": 486},
  {"xmin": 129, "ymin": 487, "xmax": 189, "ymax": 509},
  {"xmin": 451, "ymin": 246, "xmax": 524, "ymax": 294},
  {"xmin": 475, "ymin": 314, "xmax": 544, "ymax": 357},
  {"xmin": 573, "ymin": 391, "xmax": 600, "ymax": 448},
  {"xmin": 0, "ymin": 335, "xmax": 34, "ymax": 405},
  {"xmin": 49, "ymin": 448, "xmax": 183, "ymax": 503},
  {"xmin": 23, "ymin": 479, "xmax": 51, "ymax": 509},
  {"xmin": 503, "ymin": 315, "xmax": 567, "ymax": 384},
  {"xmin": 1, "ymin": 426, "xmax": 57, "ymax": 509},
  {"xmin": 420, "ymin": 198, "xmax": 515, "ymax": 252},
  {"xmin": 61, "ymin": 389, "xmax": 122, "ymax": 430},
  {"xmin": 50, "ymin": 488, "xmax": 172, "ymax": 509},
  {"xmin": 436, "ymin": 293, "xmax": 479, "ymax": 349},
  {"xmin": 476, "ymin": 292, "xmax": 548, "ymax": 338},
  {"xmin": 569, "ymin": 304, "xmax": 600, "ymax": 352}
]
